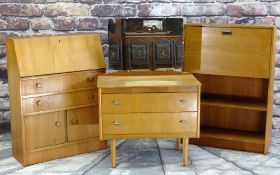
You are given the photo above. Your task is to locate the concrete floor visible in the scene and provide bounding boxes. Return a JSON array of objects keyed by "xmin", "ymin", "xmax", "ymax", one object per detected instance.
[{"xmin": 1, "ymin": 131, "xmax": 280, "ymax": 175}]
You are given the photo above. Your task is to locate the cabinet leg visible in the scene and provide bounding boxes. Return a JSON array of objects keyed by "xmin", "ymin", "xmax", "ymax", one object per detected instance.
[
  {"xmin": 176, "ymin": 138, "xmax": 181, "ymax": 150},
  {"xmin": 183, "ymin": 137, "xmax": 189, "ymax": 166},
  {"xmin": 111, "ymin": 140, "xmax": 116, "ymax": 168}
]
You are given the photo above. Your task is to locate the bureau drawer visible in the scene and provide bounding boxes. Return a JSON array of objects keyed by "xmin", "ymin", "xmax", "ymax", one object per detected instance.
[
  {"xmin": 23, "ymin": 90, "xmax": 97, "ymax": 115},
  {"xmin": 21, "ymin": 70, "xmax": 103, "ymax": 96},
  {"xmin": 102, "ymin": 93, "xmax": 197, "ymax": 113},
  {"xmin": 102, "ymin": 112, "xmax": 197, "ymax": 135}
]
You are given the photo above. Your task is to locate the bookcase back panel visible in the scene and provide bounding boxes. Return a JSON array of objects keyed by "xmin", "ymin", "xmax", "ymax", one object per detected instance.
[
  {"xmin": 201, "ymin": 106, "xmax": 266, "ymax": 133},
  {"xmin": 185, "ymin": 26, "xmax": 273, "ymax": 78}
]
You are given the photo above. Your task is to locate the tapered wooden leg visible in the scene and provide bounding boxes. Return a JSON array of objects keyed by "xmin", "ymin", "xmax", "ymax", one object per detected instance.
[
  {"xmin": 183, "ymin": 137, "xmax": 189, "ymax": 166},
  {"xmin": 176, "ymin": 138, "xmax": 181, "ymax": 150},
  {"xmin": 111, "ymin": 140, "xmax": 116, "ymax": 168}
]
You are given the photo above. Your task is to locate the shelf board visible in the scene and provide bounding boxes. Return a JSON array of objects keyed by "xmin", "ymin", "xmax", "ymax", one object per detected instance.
[
  {"xmin": 201, "ymin": 97, "xmax": 267, "ymax": 111},
  {"xmin": 200, "ymin": 127, "xmax": 265, "ymax": 144}
]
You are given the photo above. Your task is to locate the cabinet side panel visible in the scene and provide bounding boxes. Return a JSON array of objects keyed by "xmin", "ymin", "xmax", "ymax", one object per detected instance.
[
  {"xmin": 6, "ymin": 39, "xmax": 25, "ymax": 164},
  {"xmin": 184, "ymin": 26, "xmax": 202, "ymax": 72},
  {"xmin": 264, "ymin": 27, "xmax": 276, "ymax": 153}
]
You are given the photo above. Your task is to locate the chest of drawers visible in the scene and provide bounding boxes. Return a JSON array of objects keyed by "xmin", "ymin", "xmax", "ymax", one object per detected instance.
[
  {"xmin": 7, "ymin": 34, "xmax": 107, "ymax": 166},
  {"xmin": 97, "ymin": 71, "xmax": 201, "ymax": 167}
]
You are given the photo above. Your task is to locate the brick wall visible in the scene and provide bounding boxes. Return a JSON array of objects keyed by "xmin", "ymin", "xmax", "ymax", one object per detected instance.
[{"xmin": 0, "ymin": 0, "xmax": 280, "ymax": 130}]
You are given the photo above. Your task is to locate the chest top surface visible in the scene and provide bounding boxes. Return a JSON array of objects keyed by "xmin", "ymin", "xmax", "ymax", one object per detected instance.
[{"xmin": 97, "ymin": 71, "xmax": 201, "ymax": 89}]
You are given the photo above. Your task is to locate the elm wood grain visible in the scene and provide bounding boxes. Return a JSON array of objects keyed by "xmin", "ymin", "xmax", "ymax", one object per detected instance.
[
  {"xmin": 22, "ymin": 90, "xmax": 98, "ymax": 115},
  {"xmin": 184, "ymin": 24, "xmax": 276, "ymax": 153},
  {"xmin": 102, "ymin": 93, "xmax": 197, "ymax": 114},
  {"xmin": 21, "ymin": 70, "xmax": 104, "ymax": 96},
  {"xmin": 25, "ymin": 112, "xmax": 66, "ymax": 151},
  {"xmin": 7, "ymin": 34, "xmax": 107, "ymax": 166},
  {"xmin": 98, "ymin": 71, "xmax": 201, "ymax": 167},
  {"xmin": 67, "ymin": 106, "xmax": 99, "ymax": 142},
  {"xmin": 183, "ymin": 138, "xmax": 189, "ymax": 166},
  {"xmin": 111, "ymin": 140, "xmax": 116, "ymax": 168},
  {"xmin": 11, "ymin": 34, "xmax": 106, "ymax": 77}
]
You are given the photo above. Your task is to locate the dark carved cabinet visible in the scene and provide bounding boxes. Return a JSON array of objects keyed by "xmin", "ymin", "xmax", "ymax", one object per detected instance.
[{"xmin": 108, "ymin": 18, "xmax": 183, "ymax": 70}]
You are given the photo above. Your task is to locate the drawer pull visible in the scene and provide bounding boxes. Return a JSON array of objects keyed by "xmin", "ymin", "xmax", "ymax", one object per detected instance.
[
  {"xmin": 180, "ymin": 99, "xmax": 187, "ymax": 103},
  {"xmin": 179, "ymin": 120, "xmax": 187, "ymax": 124},
  {"xmin": 221, "ymin": 30, "xmax": 232, "ymax": 35},
  {"xmin": 71, "ymin": 118, "xmax": 78, "ymax": 125},
  {"xmin": 112, "ymin": 100, "xmax": 120, "ymax": 105},
  {"xmin": 88, "ymin": 94, "xmax": 95, "ymax": 99},
  {"xmin": 55, "ymin": 121, "xmax": 62, "ymax": 127},
  {"xmin": 87, "ymin": 77, "xmax": 95, "ymax": 82},
  {"xmin": 36, "ymin": 83, "xmax": 42, "ymax": 88},
  {"xmin": 36, "ymin": 100, "xmax": 42, "ymax": 106},
  {"xmin": 112, "ymin": 120, "xmax": 121, "ymax": 125}
]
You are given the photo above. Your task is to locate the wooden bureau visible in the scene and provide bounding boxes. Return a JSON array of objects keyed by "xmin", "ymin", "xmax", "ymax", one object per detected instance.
[
  {"xmin": 184, "ymin": 24, "xmax": 276, "ymax": 153},
  {"xmin": 7, "ymin": 34, "xmax": 107, "ymax": 166},
  {"xmin": 97, "ymin": 71, "xmax": 201, "ymax": 167}
]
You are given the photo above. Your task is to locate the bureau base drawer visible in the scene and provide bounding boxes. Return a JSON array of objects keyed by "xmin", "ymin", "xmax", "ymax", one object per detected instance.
[{"xmin": 102, "ymin": 112, "xmax": 197, "ymax": 135}]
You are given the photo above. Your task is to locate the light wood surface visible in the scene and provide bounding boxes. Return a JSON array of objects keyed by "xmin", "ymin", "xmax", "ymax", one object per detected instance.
[
  {"xmin": 102, "ymin": 93, "xmax": 197, "ymax": 113},
  {"xmin": 9, "ymin": 34, "xmax": 106, "ymax": 77},
  {"xmin": 98, "ymin": 71, "xmax": 200, "ymax": 167},
  {"xmin": 25, "ymin": 112, "xmax": 66, "ymax": 151},
  {"xmin": 21, "ymin": 70, "xmax": 103, "ymax": 96},
  {"xmin": 67, "ymin": 106, "xmax": 99, "ymax": 142},
  {"xmin": 102, "ymin": 112, "xmax": 197, "ymax": 135},
  {"xmin": 184, "ymin": 24, "xmax": 275, "ymax": 153},
  {"xmin": 183, "ymin": 138, "xmax": 189, "ymax": 166},
  {"xmin": 7, "ymin": 34, "xmax": 107, "ymax": 166},
  {"xmin": 111, "ymin": 140, "xmax": 116, "ymax": 168}
]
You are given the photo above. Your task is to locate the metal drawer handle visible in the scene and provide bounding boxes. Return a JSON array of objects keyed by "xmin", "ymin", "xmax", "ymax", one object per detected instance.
[
  {"xmin": 55, "ymin": 121, "xmax": 62, "ymax": 127},
  {"xmin": 180, "ymin": 99, "xmax": 187, "ymax": 103},
  {"xmin": 36, "ymin": 99, "xmax": 42, "ymax": 106},
  {"xmin": 87, "ymin": 77, "xmax": 95, "ymax": 82},
  {"xmin": 36, "ymin": 83, "xmax": 42, "ymax": 88},
  {"xmin": 112, "ymin": 121, "xmax": 120, "ymax": 125},
  {"xmin": 221, "ymin": 30, "xmax": 232, "ymax": 35},
  {"xmin": 112, "ymin": 100, "xmax": 120, "ymax": 105},
  {"xmin": 179, "ymin": 120, "xmax": 187, "ymax": 124},
  {"xmin": 71, "ymin": 118, "xmax": 78, "ymax": 125}
]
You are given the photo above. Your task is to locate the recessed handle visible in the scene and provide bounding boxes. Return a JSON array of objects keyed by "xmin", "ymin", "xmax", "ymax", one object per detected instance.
[
  {"xmin": 179, "ymin": 99, "xmax": 187, "ymax": 103},
  {"xmin": 71, "ymin": 117, "xmax": 78, "ymax": 125},
  {"xmin": 221, "ymin": 30, "xmax": 232, "ymax": 35},
  {"xmin": 179, "ymin": 120, "xmax": 187, "ymax": 124},
  {"xmin": 36, "ymin": 99, "xmax": 42, "ymax": 106},
  {"xmin": 112, "ymin": 100, "xmax": 120, "ymax": 105},
  {"xmin": 87, "ymin": 77, "xmax": 95, "ymax": 82},
  {"xmin": 36, "ymin": 83, "xmax": 42, "ymax": 88},
  {"xmin": 55, "ymin": 121, "xmax": 62, "ymax": 127},
  {"xmin": 112, "ymin": 120, "xmax": 120, "ymax": 125}
]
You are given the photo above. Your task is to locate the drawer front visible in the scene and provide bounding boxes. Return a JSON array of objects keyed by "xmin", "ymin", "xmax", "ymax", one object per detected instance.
[
  {"xmin": 200, "ymin": 27, "xmax": 271, "ymax": 78},
  {"xmin": 23, "ymin": 90, "xmax": 97, "ymax": 114},
  {"xmin": 21, "ymin": 70, "xmax": 103, "ymax": 96},
  {"xmin": 102, "ymin": 112, "xmax": 197, "ymax": 135},
  {"xmin": 25, "ymin": 111, "xmax": 66, "ymax": 150},
  {"xmin": 102, "ymin": 93, "xmax": 197, "ymax": 113},
  {"xmin": 67, "ymin": 106, "xmax": 99, "ymax": 142}
]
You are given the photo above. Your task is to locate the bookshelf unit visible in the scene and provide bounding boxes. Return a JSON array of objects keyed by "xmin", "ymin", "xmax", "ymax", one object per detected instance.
[{"xmin": 184, "ymin": 24, "xmax": 276, "ymax": 153}]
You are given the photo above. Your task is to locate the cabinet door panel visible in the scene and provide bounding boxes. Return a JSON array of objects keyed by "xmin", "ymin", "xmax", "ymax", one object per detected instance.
[
  {"xmin": 128, "ymin": 41, "xmax": 148, "ymax": 68},
  {"xmin": 174, "ymin": 40, "xmax": 183, "ymax": 68},
  {"xmin": 154, "ymin": 40, "xmax": 173, "ymax": 67},
  {"xmin": 25, "ymin": 111, "xmax": 66, "ymax": 150},
  {"xmin": 109, "ymin": 40, "xmax": 123, "ymax": 69},
  {"xmin": 67, "ymin": 106, "xmax": 99, "ymax": 142}
]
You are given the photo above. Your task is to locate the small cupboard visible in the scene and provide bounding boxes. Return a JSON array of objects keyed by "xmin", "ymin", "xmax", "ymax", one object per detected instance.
[{"xmin": 7, "ymin": 34, "xmax": 107, "ymax": 166}]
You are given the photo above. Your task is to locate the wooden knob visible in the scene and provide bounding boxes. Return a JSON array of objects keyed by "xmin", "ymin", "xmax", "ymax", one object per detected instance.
[
  {"xmin": 71, "ymin": 118, "xmax": 78, "ymax": 125},
  {"xmin": 87, "ymin": 77, "xmax": 95, "ymax": 82},
  {"xmin": 36, "ymin": 83, "xmax": 42, "ymax": 88}
]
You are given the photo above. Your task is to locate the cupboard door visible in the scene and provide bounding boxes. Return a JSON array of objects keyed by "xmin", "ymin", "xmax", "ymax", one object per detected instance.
[
  {"xmin": 109, "ymin": 40, "xmax": 123, "ymax": 69},
  {"xmin": 174, "ymin": 40, "xmax": 184, "ymax": 68},
  {"xmin": 154, "ymin": 40, "xmax": 173, "ymax": 68},
  {"xmin": 25, "ymin": 111, "xmax": 66, "ymax": 151},
  {"xmin": 128, "ymin": 40, "xmax": 148, "ymax": 68},
  {"xmin": 67, "ymin": 106, "xmax": 99, "ymax": 142}
]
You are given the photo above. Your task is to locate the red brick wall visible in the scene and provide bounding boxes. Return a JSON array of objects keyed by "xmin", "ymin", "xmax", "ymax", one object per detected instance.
[{"xmin": 0, "ymin": 0, "xmax": 279, "ymax": 130}]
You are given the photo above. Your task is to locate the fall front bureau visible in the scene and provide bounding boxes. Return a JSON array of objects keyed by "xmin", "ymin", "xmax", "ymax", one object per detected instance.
[
  {"xmin": 97, "ymin": 71, "xmax": 201, "ymax": 167},
  {"xmin": 7, "ymin": 34, "xmax": 107, "ymax": 166}
]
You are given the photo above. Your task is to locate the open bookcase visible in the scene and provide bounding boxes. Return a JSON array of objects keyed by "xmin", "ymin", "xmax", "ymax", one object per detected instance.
[{"xmin": 184, "ymin": 24, "xmax": 276, "ymax": 153}]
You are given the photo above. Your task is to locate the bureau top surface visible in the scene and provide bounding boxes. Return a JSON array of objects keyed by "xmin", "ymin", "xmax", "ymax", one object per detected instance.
[{"xmin": 97, "ymin": 71, "xmax": 201, "ymax": 88}]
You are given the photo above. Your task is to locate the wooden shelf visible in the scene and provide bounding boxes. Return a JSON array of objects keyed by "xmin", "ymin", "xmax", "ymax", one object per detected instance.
[
  {"xmin": 200, "ymin": 127, "xmax": 265, "ymax": 144},
  {"xmin": 201, "ymin": 96, "xmax": 267, "ymax": 111}
]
